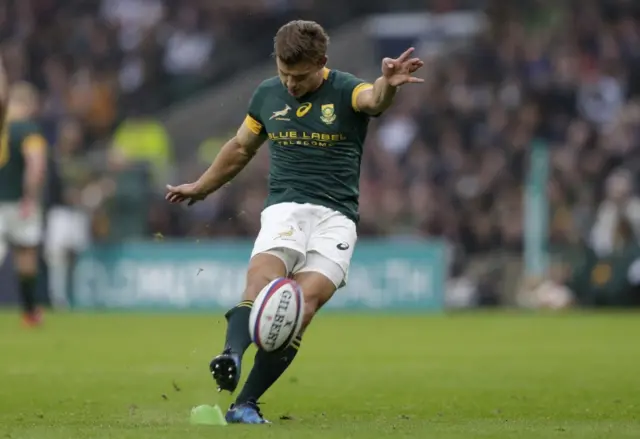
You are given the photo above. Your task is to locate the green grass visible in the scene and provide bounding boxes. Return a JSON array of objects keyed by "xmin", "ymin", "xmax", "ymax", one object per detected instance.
[{"xmin": 0, "ymin": 311, "xmax": 639, "ymax": 439}]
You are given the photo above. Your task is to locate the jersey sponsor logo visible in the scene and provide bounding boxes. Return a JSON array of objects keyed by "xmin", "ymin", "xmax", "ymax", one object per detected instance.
[
  {"xmin": 270, "ymin": 104, "xmax": 292, "ymax": 121},
  {"xmin": 268, "ymin": 131, "xmax": 347, "ymax": 148},
  {"xmin": 296, "ymin": 103, "xmax": 312, "ymax": 118},
  {"xmin": 337, "ymin": 242, "xmax": 350, "ymax": 251},
  {"xmin": 320, "ymin": 104, "xmax": 336, "ymax": 125}
]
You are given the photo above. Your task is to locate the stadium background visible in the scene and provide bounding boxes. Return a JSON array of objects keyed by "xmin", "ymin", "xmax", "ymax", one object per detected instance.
[
  {"xmin": 1, "ymin": 0, "xmax": 640, "ymax": 311},
  {"xmin": 2, "ymin": 2, "xmax": 640, "ymax": 439}
]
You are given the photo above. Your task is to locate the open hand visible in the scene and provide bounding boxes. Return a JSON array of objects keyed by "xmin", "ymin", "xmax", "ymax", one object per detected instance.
[
  {"xmin": 381, "ymin": 47, "xmax": 425, "ymax": 87},
  {"xmin": 165, "ymin": 182, "xmax": 209, "ymax": 206}
]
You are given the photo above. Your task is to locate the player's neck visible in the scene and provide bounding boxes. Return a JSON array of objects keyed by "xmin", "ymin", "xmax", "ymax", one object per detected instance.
[{"xmin": 305, "ymin": 68, "xmax": 328, "ymax": 96}]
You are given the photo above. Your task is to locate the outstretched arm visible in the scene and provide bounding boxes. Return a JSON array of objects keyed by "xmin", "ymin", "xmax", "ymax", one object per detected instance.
[
  {"xmin": 355, "ymin": 47, "xmax": 424, "ymax": 116},
  {"xmin": 166, "ymin": 119, "xmax": 266, "ymax": 205},
  {"xmin": 194, "ymin": 121, "xmax": 265, "ymax": 194}
]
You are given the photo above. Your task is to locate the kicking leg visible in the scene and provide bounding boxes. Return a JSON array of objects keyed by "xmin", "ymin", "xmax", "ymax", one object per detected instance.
[
  {"xmin": 228, "ymin": 252, "xmax": 341, "ymax": 424},
  {"xmin": 210, "ymin": 252, "xmax": 287, "ymax": 393}
]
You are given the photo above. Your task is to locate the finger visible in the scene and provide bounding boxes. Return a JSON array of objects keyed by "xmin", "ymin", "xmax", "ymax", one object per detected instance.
[
  {"xmin": 382, "ymin": 57, "xmax": 395, "ymax": 69},
  {"xmin": 397, "ymin": 47, "xmax": 415, "ymax": 62},
  {"xmin": 407, "ymin": 77, "xmax": 425, "ymax": 83},
  {"xmin": 403, "ymin": 58, "xmax": 423, "ymax": 68},
  {"xmin": 166, "ymin": 184, "xmax": 176, "ymax": 191}
]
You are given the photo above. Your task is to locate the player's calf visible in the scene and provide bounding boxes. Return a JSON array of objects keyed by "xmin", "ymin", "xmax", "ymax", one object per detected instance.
[
  {"xmin": 294, "ymin": 252, "xmax": 344, "ymax": 331},
  {"xmin": 210, "ymin": 253, "xmax": 287, "ymax": 393},
  {"xmin": 294, "ymin": 271, "xmax": 337, "ymax": 331},
  {"xmin": 231, "ymin": 255, "xmax": 341, "ymax": 409}
]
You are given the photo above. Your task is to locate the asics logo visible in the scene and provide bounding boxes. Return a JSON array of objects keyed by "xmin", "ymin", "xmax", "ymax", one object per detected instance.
[{"xmin": 296, "ymin": 103, "xmax": 312, "ymax": 118}]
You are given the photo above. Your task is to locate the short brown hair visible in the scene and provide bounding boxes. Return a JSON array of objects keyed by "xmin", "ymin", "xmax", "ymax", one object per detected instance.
[{"xmin": 274, "ymin": 20, "xmax": 329, "ymax": 65}]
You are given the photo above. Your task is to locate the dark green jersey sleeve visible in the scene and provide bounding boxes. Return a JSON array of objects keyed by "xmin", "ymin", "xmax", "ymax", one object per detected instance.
[
  {"xmin": 15, "ymin": 121, "xmax": 46, "ymax": 150},
  {"xmin": 334, "ymin": 71, "xmax": 374, "ymax": 114},
  {"xmin": 244, "ymin": 80, "xmax": 271, "ymax": 136},
  {"xmin": 6, "ymin": 120, "xmax": 46, "ymax": 160}
]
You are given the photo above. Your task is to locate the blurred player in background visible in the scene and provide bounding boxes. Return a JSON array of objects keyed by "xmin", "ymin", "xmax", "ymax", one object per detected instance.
[
  {"xmin": 166, "ymin": 20, "xmax": 423, "ymax": 423},
  {"xmin": 0, "ymin": 55, "xmax": 48, "ymax": 327}
]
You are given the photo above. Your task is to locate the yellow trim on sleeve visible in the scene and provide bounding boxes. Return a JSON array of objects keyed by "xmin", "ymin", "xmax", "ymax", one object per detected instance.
[
  {"xmin": 244, "ymin": 115, "xmax": 263, "ymax": 135},
  {"xmin": 21, "ymin": 134, "xmax": 47, "ymax": 154},
  {"xmin": 351, "ymin": 83, "xmax": 373, "ymax": 112},
  {"xmin": 0, "ymin": 127, "xmax": 9, "ymax": 168},
  {"xmin": 323, "ymin": 68, "xmax": 330, "ymax": 80}
]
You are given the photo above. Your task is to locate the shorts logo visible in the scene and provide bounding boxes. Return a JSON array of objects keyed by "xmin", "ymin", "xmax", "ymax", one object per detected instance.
[
  {"xmin": 320, "ymin": 104, "xmax": 336, "ymax": 125},
  {"xmin": 274, "ymin": 225, "xmax": 296, "ymax": 241},
  {"xmin": 337, "ymin": 242, "xmax": 349, "ymax": 250},
  {"xmin": 296, "ymin": 103, "xmax": 312, "ymax": 118},
  {"xmin": 270, "ymin": 104, "xmax": 292, "ymax": 121}
]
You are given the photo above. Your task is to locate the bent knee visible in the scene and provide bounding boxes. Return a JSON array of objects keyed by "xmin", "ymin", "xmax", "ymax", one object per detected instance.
[
  {"xmin": 294, "ymin": 270, "xmax": 339, "ymax": 329},
  {"xmin": 243, "ymin": 252, "xmax": 288, "ymax": 301},
  {"xmin": 301, "ymin": 296, "xmax": 322, "ymax": 328}
]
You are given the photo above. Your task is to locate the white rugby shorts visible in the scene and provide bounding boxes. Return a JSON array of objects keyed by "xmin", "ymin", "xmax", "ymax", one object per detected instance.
[
  {"xmin": 45, "ymin": 206, "xmax": 90, "ymax": 255},
  {"xmin": 250, "ymin": 202, "xmax": 357, "ymax": 288},
  {"xmin": 0, "ymin": 202, "xmax": 43, "ymax": 247}
]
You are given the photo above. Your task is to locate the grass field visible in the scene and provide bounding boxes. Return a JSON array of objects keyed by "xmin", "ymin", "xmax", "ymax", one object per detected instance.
[{"xmin": 0, "ymin": 311, "xmax": 639, "ymax": 439}]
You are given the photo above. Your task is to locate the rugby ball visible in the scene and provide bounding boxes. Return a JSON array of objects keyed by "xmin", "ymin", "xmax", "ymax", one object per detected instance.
[{"xmin": 249, "ymin": 278, "xmax": 304, "ymax": 352}]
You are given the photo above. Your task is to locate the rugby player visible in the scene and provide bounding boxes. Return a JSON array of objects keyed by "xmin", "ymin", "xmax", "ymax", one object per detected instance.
[
  {"xmin": 0, "ymin": 57, "xmax": 48, "ymax": 327},
  {"xmin": 166, "ymin": 20, "xmax": 424, "ymax": 423}
]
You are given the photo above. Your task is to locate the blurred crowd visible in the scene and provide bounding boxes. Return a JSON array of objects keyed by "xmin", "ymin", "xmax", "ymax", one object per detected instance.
[
  {"xmin": 358, "ymin": 0, "xmax": 640, "ymax": 253},
  {"xmin": 0, "ymin": 0, "xmax": 370, "ymax": 241},
  {"xmin": 5, "ymin": 0, "xmax": 640, "ymax": 307},
  {"xmin": 180, "ymin": 0, "xmax": 640, "ymax": 255},
  {"xmin": 0, "ymin": 0, "xmax": 331, "ymax": 140}
]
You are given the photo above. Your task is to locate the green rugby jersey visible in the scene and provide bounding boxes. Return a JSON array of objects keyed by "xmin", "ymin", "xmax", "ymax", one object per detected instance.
[
  {"xmin": 0, "ymin": 119, "xmax": 47, "ymax": 202},
  {"xmin": 245, "ymin": 68, "xmax": 373, "ymax": 223}
]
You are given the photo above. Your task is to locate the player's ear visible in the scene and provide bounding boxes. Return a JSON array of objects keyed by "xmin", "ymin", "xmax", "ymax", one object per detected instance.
[{"xmin": 318, "ymin": 56, "xmax": 328, "ymax": 69}]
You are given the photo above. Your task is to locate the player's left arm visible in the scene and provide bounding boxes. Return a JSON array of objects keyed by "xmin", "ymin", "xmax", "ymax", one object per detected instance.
[
  {"xmin": 21, "ymin": 130, "xmax": 48, "ymax": 204},
  {"xmin": 355, "ymin": 47, "xmax": 424, "ymax": 116}
]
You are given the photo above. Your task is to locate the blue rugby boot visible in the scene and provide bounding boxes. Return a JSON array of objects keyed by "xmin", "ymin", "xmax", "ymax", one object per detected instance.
[
  {"xmin": 209, "ymin": 348, "xmax": 241, "ymax": 393},
  {"xmin": 225, "ymin": 399, "xmax": 270, "ymax": 424}
]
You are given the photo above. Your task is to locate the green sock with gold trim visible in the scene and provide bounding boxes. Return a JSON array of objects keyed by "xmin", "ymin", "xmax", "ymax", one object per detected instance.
[
  {"xmin": 223, "ymin": 300, "xmax": 253, "ymax": 355},
  {"xmin": 235, "ymin": 334, "xmax": 302, "ymax": 404}
]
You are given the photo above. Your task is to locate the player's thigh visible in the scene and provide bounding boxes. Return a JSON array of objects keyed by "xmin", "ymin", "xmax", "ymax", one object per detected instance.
[
  {"xmin": 243, "ymin": 252, "xmax": 289, "ymax": 301},
  {"xmin": 246, "ymin": 203, "xmax": 310, "ymax": 301},
  {"xmin": 250, "ymin": 203, "xmax": 310, "ymax": 258},
  {"xmin": 306, "ymin": 209, "xmax": 357, "ymax": 286},
  {"xmin": 293, "ymin": 251, "xmax": 345, "ymax": 329}
]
